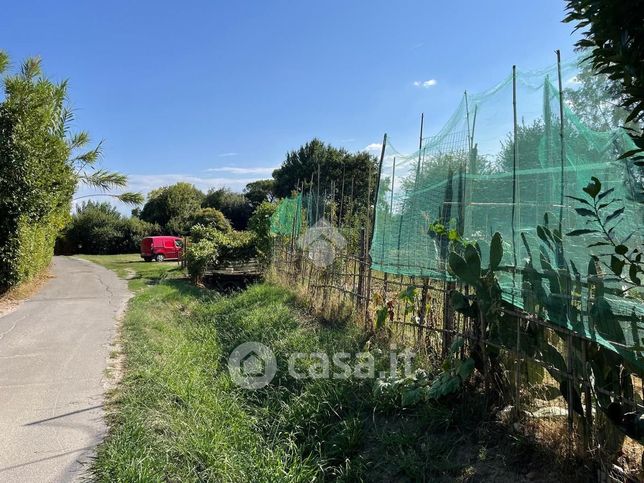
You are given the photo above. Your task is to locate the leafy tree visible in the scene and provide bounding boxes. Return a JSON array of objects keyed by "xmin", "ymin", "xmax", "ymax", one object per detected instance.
[
  {"xmin": 58, "ymin": 201, "xmax": 159, "ymax": 254},
  {"xmin": 564, "ymin": 60, "xmax": 627, "ymax": 132},
  {"xmin": 497, "ymin": 120, "xmax": 546, "ymax": 172},
  {"xmin": 564, "ymin": 0, "xmax": 644, "ymax": 162},
  {"xmin": 188, "ymin": 207, "xmax": 232, "ymax": 233},
  {"xmin": 185, "ymin": 224, "xmax": 257, "ymax": 282},
  {"xmin": 244, "ymin": 179, "xmax": 275, "ymax": 206},
  {"xmin": 272, "ymin": 138, "xmax": 378, "ymax": 217},
  {"xmin": 202, "ymin": 187, "xmax": 253, "ymax": 230},
  {"xmin": 140, "ymin": 182, "xmax": 205, "ymax": 235}
]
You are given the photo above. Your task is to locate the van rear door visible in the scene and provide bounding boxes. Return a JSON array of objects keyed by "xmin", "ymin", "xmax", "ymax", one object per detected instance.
[{"xmin": 141, "ymin": 237, "xmax": 154, "ymax": 256}]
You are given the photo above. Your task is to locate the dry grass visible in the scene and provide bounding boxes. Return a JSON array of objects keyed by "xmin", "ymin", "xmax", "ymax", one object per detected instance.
[{"xmin": 0, "ymin": 266, "xmax": 52, "ymax": 317}]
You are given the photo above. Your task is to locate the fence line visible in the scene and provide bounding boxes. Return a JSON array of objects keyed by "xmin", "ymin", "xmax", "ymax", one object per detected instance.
[{"xmin": 270, "ymin": 234, "xmax": 643, "ymax": 471}]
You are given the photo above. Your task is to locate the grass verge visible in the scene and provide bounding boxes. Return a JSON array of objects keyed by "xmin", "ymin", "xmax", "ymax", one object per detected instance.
[{"xmin": 86, "ymin": 254, "xmax": 584, "ymax": 482}]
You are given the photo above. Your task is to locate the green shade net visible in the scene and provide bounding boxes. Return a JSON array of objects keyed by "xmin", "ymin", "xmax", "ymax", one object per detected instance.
[
  {"xmin": 270, "ymin": 193, "xmax": 303, "ymax": 236},
  {"xmin": 371, "ymin": 59, "xmax": 643, "ymax": 370}
]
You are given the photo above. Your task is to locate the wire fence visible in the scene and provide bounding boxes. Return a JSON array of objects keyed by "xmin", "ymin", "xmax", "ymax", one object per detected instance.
[
  {"xmin": 271, "ymin": 223, "xmax": 643, "ymax": 478},
  {"xmin": 266, "ymin": 54, "xmax": 643, "ymax": 478}
]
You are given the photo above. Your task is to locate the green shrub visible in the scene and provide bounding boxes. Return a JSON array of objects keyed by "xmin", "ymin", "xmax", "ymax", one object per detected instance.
[
  {"xmin": 0, "ymin": 55, "xmax": 76, "ymax": 291},
  {"xmin": 186, "ymin": 225, "xmax": 257, "ymax": 281},
  {"xmin": 140, "ymin": 182, "xmax": 205, "ymax": 235},
  {"xmin": 16, "ymin": 209, "xmax": 70, "ymax": 281},
  {"xmin": 57, "ymin": 201, "xmax": 160, "ymax": 255},
  {"xmin": 188, "ymin": 207, "xmax": 232, "ymax": 233},
  {"xmin": 202, "ymin": 187, "xmax": 254, "ymax": 230},
  {"xmin": 248, "ymin": 201, "xmax": 277, "ymax": 262}
]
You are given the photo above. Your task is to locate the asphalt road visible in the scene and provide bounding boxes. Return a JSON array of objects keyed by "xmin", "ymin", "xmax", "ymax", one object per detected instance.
[{"xmin": 0, "ymin": 256, "xmax": 130, "ymax": 482}]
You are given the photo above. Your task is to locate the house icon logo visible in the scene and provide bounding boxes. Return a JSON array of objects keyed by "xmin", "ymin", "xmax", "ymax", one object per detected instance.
[
  {"xmin": 228, "ymin": 342, "xmax": 277, "ymax": 389},
  {"xmin": 297, "ymin": 217, "xmax": 347, "ymax": 268}
]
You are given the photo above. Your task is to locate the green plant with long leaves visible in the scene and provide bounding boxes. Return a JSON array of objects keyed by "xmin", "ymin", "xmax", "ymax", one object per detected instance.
[
  {"xmin": 567, "ymin": 176, "xmax": 642, "ymax": 291},
  {"xmin": 447, "ymin": 232, "xmax": 512, "ymax": 398},
  {"xmin": 523, "ymin": 208, "xmax": 641, "ymax": 447},
  {"xmin": 373, "ymin": 338, "xmax": 475, "ymax": 408}
]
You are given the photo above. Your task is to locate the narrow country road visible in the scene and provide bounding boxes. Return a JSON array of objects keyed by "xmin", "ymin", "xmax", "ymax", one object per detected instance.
[{"xmin": 0, "ymin": 257, "xmax": 130, "ymax": 482}]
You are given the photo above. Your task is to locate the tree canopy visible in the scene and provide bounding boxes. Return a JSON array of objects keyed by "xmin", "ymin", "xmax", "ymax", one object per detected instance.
[
  {"xmin": 564, "ymin": 0, "xmax": 644, "ymax": 161},
  {"xmin": 140, "ymin": 182, "xmax": 206, "ymax": 235},
  {"xmin": 203, "ymin": 187, "xmax": 253, "ymax": 230},
  {"xmin": 271, "ymin": 138, "xmax": 378, "ymax": 214},
  {"xmin": 244, "ymin": 179, "xmax": 275, "ymax": 206},
  {"xmin": 57, "ymin": 201, "xmax": 159, "ymax": 255}
]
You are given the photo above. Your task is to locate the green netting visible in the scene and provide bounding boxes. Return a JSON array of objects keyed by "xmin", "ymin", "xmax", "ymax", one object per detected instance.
[
  {"xmin": 371, "ymin": 59, "xmax": 643, "ymax": 369},
  {"xmin": 270, "ymin": 193, "xmax": 303, "ymax": 236}
]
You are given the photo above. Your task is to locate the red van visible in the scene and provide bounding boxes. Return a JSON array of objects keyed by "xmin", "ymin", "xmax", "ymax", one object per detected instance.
[{"xmin": 140, "ymin": 236, "xmax": 183, "ymax": 262}]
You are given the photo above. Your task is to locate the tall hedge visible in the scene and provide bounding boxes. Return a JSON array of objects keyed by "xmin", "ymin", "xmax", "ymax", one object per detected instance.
[
  {"xmin": 0, "ymin": 56, "xmax": 76, "ymax": 292},
  {"xmin": 56, "ymin": 201, "xmax": 161, "ymax": 255}
]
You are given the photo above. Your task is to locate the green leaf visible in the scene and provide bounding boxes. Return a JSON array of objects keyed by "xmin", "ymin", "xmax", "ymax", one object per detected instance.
[
  {"xmin": 610, "ymin": 255, "xmax": 625, "ymax": 277},
  {"xmin": 401, "ymin": 387, "xmax": 424, "ymax": 407},
  {"xmin": 448, "ymin": 229, "xmax": 460, "ymax": 241},
  {"xmin": 582, "ymin": 177, "xmax": 601, "ymax": 199},
  {"xmin": 574, "ymin": 207, "xmax": 595, "ymax": 217},
  {"xmin": 399, "ymin": 285, "xmax": 416, "ymax": 302},
  {"xmin": 457, "ymin": 358, "xmax": 475, "ymax": 381},
  {"xmin": 566, "ymin": 229, "xmax": 599, "ymax": 236},
  {"xmin": 449, "ymin": 337, "xmax": 465, "ymax": 354},
  {"xmin": 565, "ymin": 195, "xmax": 591, "ymax": 206},
  {"xmin": 0, "ymin": 51, "xmax": 8, "ymax": 74},
  {"xmin": 597, "ymin": 187, "xmax": 615, "ymax": 201},
  {"xmin": 449, "ymin": 251, "xmax": 479, "ymax": 286},
  {"xmin": 117, "ymin": 192, "xmax": 145, "ymax": 205},
  {"xmin": 489, "ymin": 232, "xmax": 503, "ymax": 271},
  {"xmin": 615, "ymin": 245, "xmax": 628, "ymax": 256},
  {"xmin": 605, "ymin": 207, "xmax": 624, "ymax": 225},
  {"xmin": 537, "ymin": 225, "xmax": 553, "ymax": 250},
  {"xmin": 618, "ymin": 148, "xmax": 644, "ymax": 160},
  {"xmin": 375, "ymin": 306, "xmax": 388, "ymax": 331},
  {"xmin": 629, "ymin": 264, "xmax": 641, "ymax": 286},
  {"xmin": 464, "ymin": 244, "xmax": 481, "ymax": 278},
  {"xmin": 449, "ymin": 291, "xmax": 470, "ymax": 312}
]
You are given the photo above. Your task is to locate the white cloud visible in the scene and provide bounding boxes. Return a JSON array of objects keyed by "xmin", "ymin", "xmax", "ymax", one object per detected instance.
[
  {"xmin": 413, "ymin": 79, "xmax": 437, "ymax": 88},
  {"xmin": 218, "ymin": 152, "xmax": 239, "ymax": 157},
  {"xmin": 205, "ymin": 166, "xmax": 277, "ymax": 175},
  {"xmin": 364, "ymin": 143, "xmax": 383, "ymax": 152},
  {"xmin": 124, "ymin": 173, "xmax": 258, "ymax": 192},
  {"xmin": 73, "ymin": 173, "xmax": 261, "ymax": 215}
]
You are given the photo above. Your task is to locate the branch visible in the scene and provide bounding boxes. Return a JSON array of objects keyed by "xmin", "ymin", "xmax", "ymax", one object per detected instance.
[
  {"xmin": 73, "ymin": 192, "xmax": 144, "ymax": 205},
  {"xmin": 78, "ymin": 169, "xmax": 127, "ymax": 190}
]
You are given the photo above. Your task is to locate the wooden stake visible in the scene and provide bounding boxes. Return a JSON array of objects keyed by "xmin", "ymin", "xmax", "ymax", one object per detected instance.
[
  {"xmin": 316, "ymin": 161, "xmax": 321, "ymax": 222},
  {"xmin": 512, "ymin": 65, "xmax": 521, "ymax": 415},
  {"xmin": 369, "ymin": 133, "xmax": 387, "ymax": 248},
  {"xmin": 415, "ymin": 113, "xmax": 424, "ymax": 183},
  {"xmin": 556, "ymin": 50, "xmax": 566, "ymax": 256}
]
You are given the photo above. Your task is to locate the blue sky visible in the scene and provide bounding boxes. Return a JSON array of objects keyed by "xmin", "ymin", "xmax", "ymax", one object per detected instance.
[{"xmin": 1, "ymin": 1, "xmax": 579, "ymax": 207}]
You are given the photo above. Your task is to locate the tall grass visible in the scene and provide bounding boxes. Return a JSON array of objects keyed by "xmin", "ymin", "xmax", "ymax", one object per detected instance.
[{"xmin": 88, "ymin": 255, "xmax": 584, "ymax": 482}]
